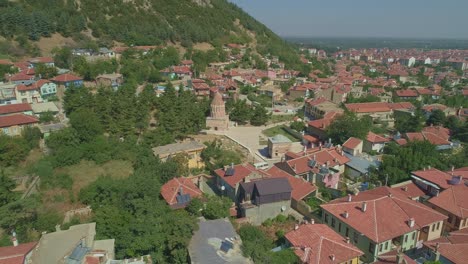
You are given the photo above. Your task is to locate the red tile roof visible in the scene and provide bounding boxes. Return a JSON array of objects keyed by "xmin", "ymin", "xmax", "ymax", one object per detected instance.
[
  {"xmin": 374, "ymin": 250, "xmax": 417, "ymax": 264},
  {"xmin": 411, "ymin": 168, "xmax": 453, "ymax": 189},
  {"xmin": 267, "ymin": 166, "xmax": 317, "ymax": 201},
  {"xmin": 51, "ymin": 73, "xmax": 82, "ymax": 83},
  {"xmin": 390, "ymin": 182, "xmax": 425, "ymax": 200},
  {"xmin": 9, "ymin": 72, "xmax": 34, "ymax": 82},
  {"xmin": 427, "ymin": 184, "xmax": 468, "ymax": 218},
  {"xmin": 285, "ymin": 224, "xmax": 363, "ymax": 264},
  {"xmin": 345, "ymin": 102, "xmax": 414, "ymax": 113},
  {"xmin": 366, "ymin": 132, "xmax": 389, "ymax": 143},
  {"xmin": 0, "ymin": 104, "xmax": 32, "ymax": 115},
  {"xmin": 422, "ymin": 126, "xmax": 450, "ymax": 141},
  {"xmin": 342, "ymin": 137, "xmax": 362, "ymax": 149},
  {"xmin": 321, "ymin": 187, "xmax": 447, "ymax": 243},
  {"xmin": 424, "ymin": 229, "xmax": 468, "ymax": 264},
  {"xmin": 396, "ymin": 89, "xmax": 418, "ymax": 97},
  {"xmin": 214, "ymin": 163, "xmax": 267, "ymax": 188},
  {"xmin": 405, "ymin": 131, "xmax": 451, "ymax": 146},
  {"xmin": 0, "ymin": 114, "xmax": 38, "ymax": 128},
  {"xmin": 0, "ymin": 59, "xmax": 13, "ymax": 66},
  {"xmin": 0, "ymin": 242, "xmax": 37, "ymax": 264},
  {"xmin": 160, "ymin": 177, "xmax": 202, "ymax": 207}
]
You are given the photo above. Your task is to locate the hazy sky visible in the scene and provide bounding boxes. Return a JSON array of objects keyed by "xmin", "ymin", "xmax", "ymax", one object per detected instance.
[{"xmin": 229, "ymin": 0, "xmax": 468, "ymax": 39}]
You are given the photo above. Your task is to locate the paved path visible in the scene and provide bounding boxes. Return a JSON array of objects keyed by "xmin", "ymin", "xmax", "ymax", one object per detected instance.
[{"xmin": 223, "ymin": 122, "xmax": 291, "ymax": 163}]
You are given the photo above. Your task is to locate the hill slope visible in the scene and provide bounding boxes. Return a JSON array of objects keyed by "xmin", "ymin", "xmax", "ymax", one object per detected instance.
[{"xmin": 0, "ymin": 0, "xmax": 299, "ymax": 66}]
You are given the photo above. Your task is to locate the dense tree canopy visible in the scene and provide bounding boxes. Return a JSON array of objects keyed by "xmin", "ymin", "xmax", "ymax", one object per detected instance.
[{"xmin": 326, "ymin": 112, "xmax": 372, "ymax": 144}]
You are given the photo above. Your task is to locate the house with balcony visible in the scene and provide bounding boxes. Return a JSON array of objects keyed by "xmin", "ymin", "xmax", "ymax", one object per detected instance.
[
  {"xmin": 15, "ymin": 84, "xmax": 43, "ymax": 104},
  {"xmin": 320, "ymin": 187, "xmax": 447, "ymax": 263}
]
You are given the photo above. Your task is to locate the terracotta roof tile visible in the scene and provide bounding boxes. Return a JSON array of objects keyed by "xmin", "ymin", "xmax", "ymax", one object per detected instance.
[
  {"xmin": 285, "ymin": 224, "xmax": 363, "ymax": 264},
  {"xmin": 267, "ymin": 166, "xmax": 317, "ymax": 201},
  {"xmin": 427, "ymin": 184, "xmax": 468, "ymax": 218},
  {"xmin": 411, "ymin": 168, "xmax": 452, "ymax": 189},
  {"xmin": 321, "ymin": 187, "xmax": 447, "ymax": 243},
  {"xmin": 160, "ymin": 177, "xmax": 202, "ymax": 207},
  {"xmin": 0, "ymin": 104, "xmax": 32, "ymax": 115},
  {"xmin": 342, "ymin": 137, "xmax": 362, "ymax": 149},
  {"xmin": 0, "ymin": 242, "xmax": 37, "ymax": 264},
  {"xmin": 51, "ymin": 73, "xmax": 82, "ymax": 83},
  {"xmin": 366, "ymin": 132, "xmax": 389, "ymax": 143},
  {"xmin": 0, "ymin": 114, "xmax": 38, "ymax": 128},
  {"xmin": 214, "ymin": 163, "xmax": 267, "ymax": 188}
]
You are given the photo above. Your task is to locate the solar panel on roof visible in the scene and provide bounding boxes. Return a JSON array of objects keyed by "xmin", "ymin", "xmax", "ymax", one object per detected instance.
[
  {"xmin": 308, "ymin": 160, "xmax": 317, "ymax": 168},
  {"xmin": 225, "ymin": 168, "xmax": 235, "ymax": 176},
  {"xmin": 220, "ymin": 240, "xmax": 233, "ymax": 253},
  {"xmin": 176, "ymin": 194, "xmax": 191, "ymax": 204}
]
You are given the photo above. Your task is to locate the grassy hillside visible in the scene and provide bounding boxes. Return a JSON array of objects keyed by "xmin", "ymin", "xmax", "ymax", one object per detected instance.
[{"xmin": 0, "ymin": 0, "xmax": 300, "ymax": 66}]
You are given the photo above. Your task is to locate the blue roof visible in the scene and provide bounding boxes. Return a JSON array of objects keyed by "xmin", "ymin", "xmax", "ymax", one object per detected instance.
[
  {"xmin": 344, "ymin": 153, "xmax": 380, "ymax": 176},
  {"xmin": 67, "ymin": 243, "xmax": 90, "ymax": 264}
]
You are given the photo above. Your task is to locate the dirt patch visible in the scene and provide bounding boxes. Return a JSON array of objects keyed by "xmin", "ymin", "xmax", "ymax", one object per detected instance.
[
  {"xmin": 193, "ymin": 42, "xmax": 214, "ymax": 51},
  {"xmin": 54, "ymin": 159, "xmax": 134, "ymax": 196},
  {"xmin": 37, "ymin": 33, "xmax": 76, "ymax": 56}
]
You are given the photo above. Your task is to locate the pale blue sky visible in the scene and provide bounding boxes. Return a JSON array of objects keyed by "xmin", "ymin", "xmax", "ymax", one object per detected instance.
[{"xmin": 229, "ymin": 0, "xmax": 468, "ymax": 39}]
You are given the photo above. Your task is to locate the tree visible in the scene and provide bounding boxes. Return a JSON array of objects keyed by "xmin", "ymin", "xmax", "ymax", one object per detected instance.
[
  {"xmin": 0, "ymin": 135, "xmax": 29, "ymax": 167},
  {"xmin": 0, "ymin": 170, "xmax": 16, "ymax": 207},
  {"xmin": 290, "ymin": 121, "xmax": 305, "ymax": 132},
  {"xmin": 229, "ymin": 99, "xmax": 251, "ymax": 125},
  {"xmin": 69, "ymin": 108, "xmax": 103, "ymax": 142},
  {"xmin": 395, "ymin": 111, "xmax": 424, "ymax": 133},
  {"xmin": 250, "ymin": 105, "xmax": 270, "ymax": 126},
  {"xmin": 203, "ymin": 196, "xmax": 231, "ymax": 220},
  {"xmin": 35, "ymin": 63, "xmax": 57, "ymax": 79},
  {"xmin": 185, "ymin": 198, "xmax": 203, "ymax": 216},
  {"xmin": 326, "ymin": 112, "xmax": 372, "ymax": 144},
  {"xmin": 426, "ymin": 109, "xmax": 446, "ymax": 126}
]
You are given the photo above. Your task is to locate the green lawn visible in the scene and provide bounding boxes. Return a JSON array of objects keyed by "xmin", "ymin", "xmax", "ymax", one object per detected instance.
[{"xmin": 262, "ymin": 125, "xmax": 300, "ymax": 142}]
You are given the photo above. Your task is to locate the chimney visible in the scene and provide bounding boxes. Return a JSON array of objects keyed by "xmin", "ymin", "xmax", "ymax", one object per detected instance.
[
  {"xmin": 224, "ymin": 165, "xmax": 229, "ymax": 171},
  {"xmin": 451, "ymin": 166, "xmax": 455, "ymax": 172},
  {"xmin": 435, "ymin": 243, "xmax": 441, "ymax": 261},
  {"xmin": 11, "ymin": 231, "xmax": 18, "ymax": 247},
  {"xmin": 179, "ymin": 187, "xmax": 184, "ymax": 195},
  {"xmin": 326, "ymin": 161, "xmax": 330, "ymax": 168},
  {"xmin": 343, "ymin": 211, "xmax": 349, "ymax": 219},
  {"xmin": 346, "ymin": 237, "xmax": 350, "ymax": 244},
  {"xmin": 313, "ymin": 154, "xmax": 317, "ymax": 161},
  {"xmin": 428, "ymin": 165, "xmax": 431, "ymax": 169},
  {"xmin": 310, "ymin": 219, "xmax": 315, "ymax": 224},
  {"xmin": 362, "ymin": 202, "xmax": 367, "ymax": 212},
  {"xmin": 396, "ymin": 250, "xmax": 404, "ymax": 264},
  {"xmin": 294, "ymin": 224, "xmax": 299, "ymax": 230},
  {"xmin": 330, "ymin": 254, "xmax": 335, "ymax": 261},
  {"xmin": 231, "ymin": 162, "xmax": 234, "ymax": 169},
  {"xmin": 347, "ymin": 194, "xmax": 352, "ymax": 202},
  {"xmin": 408, "ymin": 218, "xmax": 415, "ymax": 228},
  {"xmin": 292, "ymin": 164, "xmax": 297, "ymax": 171}
]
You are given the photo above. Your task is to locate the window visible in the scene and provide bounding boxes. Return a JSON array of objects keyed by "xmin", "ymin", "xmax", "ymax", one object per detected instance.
[
  {"xmin": 385, "ymin": 241, "xmax": 389, "ymax": 250},
  {"xmin": 345, "ymin": 227, "xmax": 349, "ymax": 237},
  {"xmin": 353, "ymin": 232, "xmax": 359, "ymax": 243},
  {"xmin": 379, "ymin": 244, "xmax": 383, "ymax": 252},
  {"xmin": 338, "ymin": 222, "xmax": 342, "ymax": 233},
  {"xmin": 431, "ymin": 224, "xmax": 436, "ymax": 232},
  {"xmin": 369, "ymin": 243, "xmax": 375, "ymax": 253},
  {"xmin": 412, "ymin": 232, "xmax": 416, "ymax": 240},
  {"xmin": 437, "ymin": 222, "xmax": 441, "ymax": 230},
  {"xmin": 2, "ymin": 128, "xmax": 9, "ymax": 135},
  {"xmin": 331, "ymin": 218, "xmax": 336, "ymax": 228},
  {"xmin": 324, "ymin": 213, "xmax": 329, "ymax": 224},
  {"xmin": 404, "ymin": 235, "xmax": 408, "ymax": 243}
]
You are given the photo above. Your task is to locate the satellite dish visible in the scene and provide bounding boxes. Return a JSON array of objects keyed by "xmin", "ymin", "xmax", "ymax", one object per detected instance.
[{"xmin": 221, "ymin": 186, "xmax": 226, "ymax": 191}]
